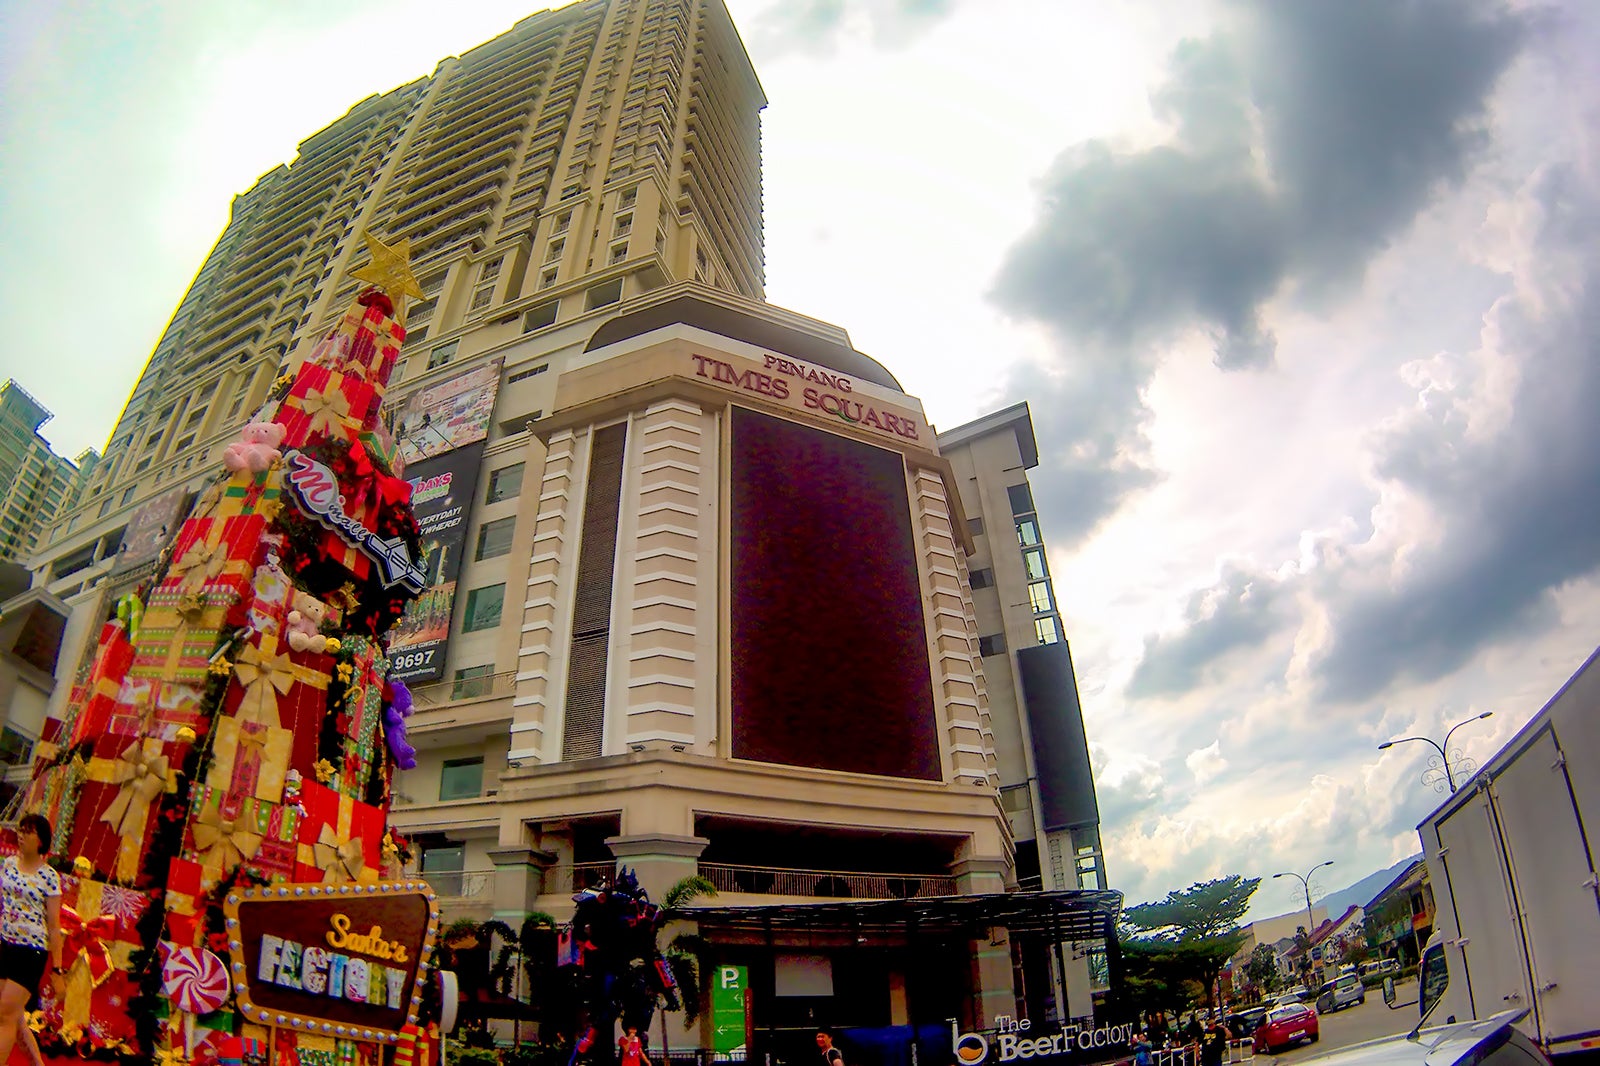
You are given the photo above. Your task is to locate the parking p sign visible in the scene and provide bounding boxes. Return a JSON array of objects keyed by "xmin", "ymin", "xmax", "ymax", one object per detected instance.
[{"xmin": 712, "ymin": 965, "xmax": 749, "ymax": 1054}]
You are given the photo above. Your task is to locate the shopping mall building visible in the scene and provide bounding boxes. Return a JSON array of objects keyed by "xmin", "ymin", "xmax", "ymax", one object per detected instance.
[{"xmin": 0, "ymin": 0, "xmax": 1122, "ymax": 1046}]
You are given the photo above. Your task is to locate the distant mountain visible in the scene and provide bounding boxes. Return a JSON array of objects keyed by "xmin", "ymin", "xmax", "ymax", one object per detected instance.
[{"xmin": 1314, "ymin": 854, "xmax": 1422, "ymax": 918}]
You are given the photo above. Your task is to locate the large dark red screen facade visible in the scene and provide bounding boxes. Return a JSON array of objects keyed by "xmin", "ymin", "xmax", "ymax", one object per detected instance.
[{"xmin": 730, "ymin": 407, "xmax": 939, "ymax": 779}]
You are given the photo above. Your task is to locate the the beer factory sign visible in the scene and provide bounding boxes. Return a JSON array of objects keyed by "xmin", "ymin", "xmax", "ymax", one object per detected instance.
[
  {"xmin": 225, "ymin": 882, "xmax": 439, "ymax": 1041},
  {"xmin": 956, "ymin": 1017, "xmax": 1136, "ymax": 1066}
]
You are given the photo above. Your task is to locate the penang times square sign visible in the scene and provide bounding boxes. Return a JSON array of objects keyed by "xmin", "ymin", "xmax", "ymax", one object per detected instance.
[
  {"xmin": 956, "ymin": 1017, "xmax": 1137, "ymax": 1066},
  {"xmin": 224, "ymin": 881, "xmax": 440, "ymax": 1042}
]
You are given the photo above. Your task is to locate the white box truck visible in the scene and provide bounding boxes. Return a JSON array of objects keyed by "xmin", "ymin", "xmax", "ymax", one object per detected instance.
[{"xmin": 1412, "ymin": 647, "xmax": 1600, "ymax": 1059}]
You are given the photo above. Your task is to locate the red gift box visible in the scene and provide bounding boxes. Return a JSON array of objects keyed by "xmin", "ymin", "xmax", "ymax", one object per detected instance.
[
  {"xmin": 294, "ymin": 780, "xmax": 383, "ymax": 884},
  {"xmin": 215, "ymin": 635, "xmax": 332, "ymax": 794},
  {"xmin": 75, "ymin": 733, "xmax": 189, "ymax": 884},
  {"xmin": 66, "ymin": 620, "xmax": 136, "ymax": 747},
  {"xmin": 305, "ymin": 291, "xmax": 404, "ymax": 407},
  {"xmin": 165, "ymin": 855, "xmax": 207, "ymax": 946},
  {"xmin": 278, "ymin": 363, "xmax": 377, "ymax": 449},
  {"xmin": 167, "ymin": 514, "xmax": 267, "ymax": 599}
]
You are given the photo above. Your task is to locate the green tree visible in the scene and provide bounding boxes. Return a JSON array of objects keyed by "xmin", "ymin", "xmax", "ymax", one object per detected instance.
[
  {"xmin": 661, "ymin": 874, "xmax": 718, "ymax": 1023},
  {"xmin": 1245, "ymin": 943, "xmax": 1282, "ymax": 995},
  {"xmin": 1121, "ymin": 875, "xmax": 1261, "ymax": 1010},
  {"xmin": 1291, "ymin": 927, "xmax": 1315, "ymax": 986}
]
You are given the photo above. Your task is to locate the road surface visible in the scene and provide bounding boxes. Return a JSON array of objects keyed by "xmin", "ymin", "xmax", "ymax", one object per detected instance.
[{"xmin": 1270, "ymin": 980, "xmax": 1421, "ymax": 1064}]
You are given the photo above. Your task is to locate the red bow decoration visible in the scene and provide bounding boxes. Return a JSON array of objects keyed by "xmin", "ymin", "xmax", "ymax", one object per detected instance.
[
  {"xmin": 358, "ymin": 289, "xmax": 395, "ymax": 317},
  {"xmin": 59, "ymin": 906, "xmax": 116, "ymax": 987}
]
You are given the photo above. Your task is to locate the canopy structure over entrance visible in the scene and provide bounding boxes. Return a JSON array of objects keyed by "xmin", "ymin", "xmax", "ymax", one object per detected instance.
[
  {"xmin": 683, "ymin": 889, "xmax": 1129, "ymax": 1031},
  {"xmin": 683, "ymin": 889, "xmax": 1124, "ymax": 941}
]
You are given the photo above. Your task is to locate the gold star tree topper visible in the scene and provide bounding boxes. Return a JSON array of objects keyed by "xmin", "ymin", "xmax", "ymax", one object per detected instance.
[{"xmin": 349, "ymin": 231, "xmax": 425, "ymax": 319}]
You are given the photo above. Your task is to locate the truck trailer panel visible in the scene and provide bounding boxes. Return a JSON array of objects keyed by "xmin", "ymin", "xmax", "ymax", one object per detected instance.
[{"xmin": 1419, "ymin": 648, "xmax": 1600, "ymax": 1058}]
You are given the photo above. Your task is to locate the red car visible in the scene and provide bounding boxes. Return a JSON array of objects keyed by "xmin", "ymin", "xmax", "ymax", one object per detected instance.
[{"xmin": 1253, "ymin": 1003, "xmax": 1319, "ymax": 1054}]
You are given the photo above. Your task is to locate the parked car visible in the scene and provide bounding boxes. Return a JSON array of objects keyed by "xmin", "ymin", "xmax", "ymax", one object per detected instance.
[
  {"xmin": 1316, "ymin": 973, "xmax": 1367, "ymax": 1013},
  {"xmin": 1283, "ymin": 1010, "xmax": 1547, "ymax": 1066},
  {"xmin": 1253, "ymin": 1004, "xmax": 1319, "ymax": 1054},
  {"xmin": 1227, "ymin": 1007, "xmax": 1269, "ymax": 1039}
]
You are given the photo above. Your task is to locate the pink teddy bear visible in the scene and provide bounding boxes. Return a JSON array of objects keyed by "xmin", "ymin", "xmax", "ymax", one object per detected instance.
[{"xmin": 222, "ymin": 421, "xmax": 285, "ymax": 473}]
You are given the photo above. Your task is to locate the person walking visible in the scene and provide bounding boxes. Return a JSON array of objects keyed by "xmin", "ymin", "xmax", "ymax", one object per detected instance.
[
  {"xmin": 1198, "ymin": 1016, "xmax": 1231, "ymax": 1066},
  {"xmin": 817, "ymin": 1030, "xmax": 845, "ymax": 1066},
  {"xmin": 0, "ymin": 815, "xmax": 61, "ymax": 1066}
]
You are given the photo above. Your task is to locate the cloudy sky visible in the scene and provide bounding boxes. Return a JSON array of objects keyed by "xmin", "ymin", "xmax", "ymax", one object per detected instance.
[{"xmin": 3, "ymin": 0, "xmax": 1597, "ymax": 919}]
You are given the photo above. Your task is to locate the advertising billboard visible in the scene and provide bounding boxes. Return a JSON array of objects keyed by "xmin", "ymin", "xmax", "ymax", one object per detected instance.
[
  {"xmin": 386, "ymin": 442, "xmax": 485, "ymax": 684},
  {"xmin": 111, "ymin": 486, "xmax": 190, "ymax": 574},
  {"xmin": 391, "ymin": 358, "xmax": 503, "ymax": 464}
]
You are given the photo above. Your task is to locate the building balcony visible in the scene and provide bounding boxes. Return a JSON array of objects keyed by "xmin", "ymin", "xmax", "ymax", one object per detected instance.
[
  {"xmin": 699, "ymin": 863, "xmax": 957, "ymax": 901},
  {"xmin": 422, "ymin": 868, "xmax": 497, "ymax": 902},
  {"xmin": 412, "ymin": 668, "xmax": 517, "ymax": 706}
]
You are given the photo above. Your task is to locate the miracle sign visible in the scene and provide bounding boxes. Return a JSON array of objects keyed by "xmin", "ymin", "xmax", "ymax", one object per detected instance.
[{"xmin": 225, "ymin": 881, "xmax": 440, "ymax": 1041}]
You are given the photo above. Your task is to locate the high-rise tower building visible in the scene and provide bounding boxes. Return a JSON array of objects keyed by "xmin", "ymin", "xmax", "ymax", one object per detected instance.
[
  {"xmin": 17, "ymin": 0, "xmax": 1120, "ymax": 1039},
  {"xmin": 0, "ymin": 381, "xmax": 84, "ymax": 564},
  {"xmin": 47, "ymin": 0, "xmax": 762, "ymax": 555}
]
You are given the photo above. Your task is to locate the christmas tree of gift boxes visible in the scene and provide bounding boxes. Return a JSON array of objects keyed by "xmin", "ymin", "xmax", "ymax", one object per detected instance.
[{"xmin": 20, "ymin": 234, "xmax": 444, "ymax": 1064}]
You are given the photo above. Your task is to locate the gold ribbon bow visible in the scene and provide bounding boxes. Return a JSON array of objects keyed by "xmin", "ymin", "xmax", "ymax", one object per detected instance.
[
  {"xmin": 169, "ymin": 534, "xmax": 226, "ymax": 595},
  {"xmin": 192, "ymin": 805, "xmax": 264, "ymax": 873},
  {"xmin": 314, "ymin": 824, "xmax": 367, "ymax": 883},
  {"xmin": 99, "ymin": 740, "xmax": 170, "ymax": 838},
  {"xmin": 232, "ymin": 643, "xmax": 296, "ymax": 729},
  {"xmin": 300, "ymin": 384, "xmax": 351, "ymax": 438}
]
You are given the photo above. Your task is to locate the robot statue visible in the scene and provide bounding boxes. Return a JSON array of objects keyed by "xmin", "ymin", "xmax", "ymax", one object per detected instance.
[{"xmin": 564, "ymin": 868, "xmax": 682, "ymax": 1066}]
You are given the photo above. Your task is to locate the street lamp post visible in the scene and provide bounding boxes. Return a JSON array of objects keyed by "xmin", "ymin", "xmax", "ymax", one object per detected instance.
[
  {"xmin": 1274, "ymin": 861, "xmax": 1333, "ymax": 976},
  {"xmin": 1379, "ymin": 711, "xmax": 1494, "ymax": 793}
]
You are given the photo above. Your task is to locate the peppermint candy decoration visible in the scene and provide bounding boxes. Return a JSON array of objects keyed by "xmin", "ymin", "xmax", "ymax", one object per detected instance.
[{"xmin": 162, "ymin": 946, "xmax": 230, "ymax": 1014}]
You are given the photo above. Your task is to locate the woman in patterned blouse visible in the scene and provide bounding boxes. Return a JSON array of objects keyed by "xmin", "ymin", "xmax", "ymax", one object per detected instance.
[{"xmin": 0, "ymin": 814, "xmax": 61, "ymax": 1066}]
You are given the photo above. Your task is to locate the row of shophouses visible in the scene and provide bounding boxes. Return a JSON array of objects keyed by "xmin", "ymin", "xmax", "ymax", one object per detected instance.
[{"xmin": 1225, "ymin": 858, "xmax": 1438, "ymax": 996}]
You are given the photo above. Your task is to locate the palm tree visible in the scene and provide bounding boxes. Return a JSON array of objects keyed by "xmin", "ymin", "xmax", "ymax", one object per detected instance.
[{"xmin": 655, "ymin": 874, "xmax": 717, "ymax": 1061}]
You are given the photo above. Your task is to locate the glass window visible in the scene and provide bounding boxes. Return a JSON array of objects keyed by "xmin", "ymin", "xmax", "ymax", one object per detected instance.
[
  {"xmin": 1023, "ymin": 546, "xmax": 1048, "ymax": 581},
  {"xmin": 1035, "ymin": 616, "xmax": 1061, "ymax": 644},
  {"xmin": 969, "ymin": 568, "xmax": 994, "ymax": 590},
  {"xmin": 978, "ymin": 634, "xmax": 1006, "ymax": 657},
  {"xmin": 487, "ymin": 463, "xmax": 525, "ymax": 504},
  {"xmin": 967, "ymin": 517, "xmax": 984, "ymax": 537},
  {"xmin": 439, "ymin": 758, "xmax": 483, "ymax": 801},
  {"xmin": 428, "ymin": 340, "xmax": 458, "ymax": 370},
  {"xmin": 451, "ymin": 664, "xmax": 494, "ymax": 700},
  {"xmin": 522, "ymin": 302, "xmax": 558, "ymax": 332},
  {"xmin": 585, "ymin": 279, "xmax": 622, "ymax": 309},
  {"xmin": 1007, "ymin": 483, "xmax": 1035, "ymax": 516},
  {"xmin": 1017, "ymin": 517, "xmax": 1041, "ymax": 547},
  {"xmin": 1027, "ymin": 580, "xmax": 1053, "ymax": 614},
  {"xmin": 475, "ymin": 517, "xmax": 515, "ymax": 561},
  {"xmin": 462, "ymin": 584, "xmax": 504, "ymax": 632},
  {"xmin": 421, "ymin": 843, "xmax": 465, "ymax": 873}
]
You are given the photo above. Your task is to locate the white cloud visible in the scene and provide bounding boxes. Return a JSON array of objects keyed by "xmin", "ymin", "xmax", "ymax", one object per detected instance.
[{"xmin": 1185, "ymin": 740, "xmax": 1227, "ymax": 785}]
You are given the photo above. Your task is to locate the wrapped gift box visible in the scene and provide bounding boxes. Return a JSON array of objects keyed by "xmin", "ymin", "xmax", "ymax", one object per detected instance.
[
  {"xmin": 215, "ymin": 635, "xmax": 332, "ymax": 789},
  {"xmin": 278, "ymin": 364, "xmax": 377, "ymax": 449},
  {"xmin": 183, "ymin": 783, "xmax": 302, "ymax": 883},
  {"xmin": 129, "ymin": 583, "xmax": 241, "ymax": 684},
  {"xmin": 294, "ymin": 780, "xmax": 383, "ymax": 884},
  {"xmin": 21, "ymin": 755, "xmax": 86, "ymax": 858},
  {"xmin": 306, "ymin": 290, "xmax": 404, "ymax": 407},
  {"xmin": 65, "ymin": 620, "xmax": 135, "ymax": 747},
  {"xmin": 75, "ymin": 733, "xmax": 188, "ymax": 884},
  {"xmin": 167, "ymin": 514, "xmax": 268, "ymax": 599},
  {"xmin": 358, "ymin": 423, "xmax": 403, "ymax": 476},
  {"xmin": 338, "ymin": 637, "xmax": 385, "ymax": 799}
]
